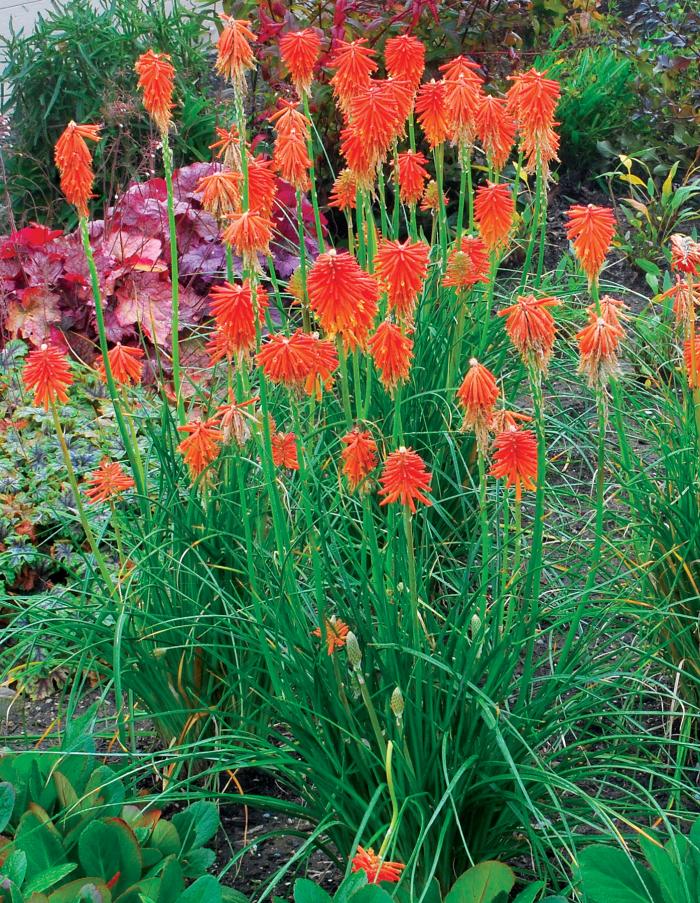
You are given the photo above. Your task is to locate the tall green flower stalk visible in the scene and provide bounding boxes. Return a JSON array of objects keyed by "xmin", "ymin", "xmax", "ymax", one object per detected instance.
[{"xmin": 161, "ymin": 133, "xmax": 184, "ymax": 426}]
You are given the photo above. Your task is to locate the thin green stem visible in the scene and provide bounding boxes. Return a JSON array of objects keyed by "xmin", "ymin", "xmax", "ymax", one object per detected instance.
[{"xmin": 162, "ymin": 133, "xmax": 184, "ymax": 426}]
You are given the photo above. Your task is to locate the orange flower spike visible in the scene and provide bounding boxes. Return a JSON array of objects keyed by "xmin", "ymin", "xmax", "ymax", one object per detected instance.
[
  {"xmin": 490, "ymin": 429, "xmax": 539, "ymax": 501},
  {"xmin": 368, "ymin": 320, "xmax": 414, "ymax": 392},
  {"xmin": 576, "ymin": 298, "xmax": 626, "ymax": 388},
  {"xmin": 420, "ymin": 179, "xmax": 448, "ymax": 213},
  {"xmin": 475, "ymin": 95, "xmax": 516, "ymax": 172},
  {"xmin": 256, "ymin": 329, "xmax": 319, "ymax": 387},
  {"xmin": 340, "ymin": 428, "xmax": 378, "ymax": 491},
  {"xmin": 280, "ymin": 28, "xmax": 321, "ymax": 96},
  {"xmin": 216, "ymin": 16, "xmax": 256, "ymax": 91},
  {"xmin": 351, "ymin": 847, "xmax": 405, "ymax": 884},
  {"xmin": 134, "ymin": 50, "xmax": 175, "ymax": 135},
  {"xmin": 442, "ymin": 236, "xmax": 490, "ymax": 292},
  {"xmin": 670, "ymin": 234, "xmax": 700, "ymax": 275},
  {"xmin": 304, "ymin": 336, "xmax": 339, "ymax": 399},
  {"xmin": 375, "ymin": 238, "xmax": 430, "ymax": 320},
  {"xmin": 221, "ymin": 210, "xmax": 273, "ymax": 265},
  {"xmin": 474, "ymin": 182, "xmax": 515, "ymax": 252},
  {"xmin": 312, "ymin": 615, "xmax": 350, "ymax": 655},
  {"xmin": 349, "ymin": 80, "xmax": 402, "ymax": 162},
  {"xmin": 329, "ymin": 169, "xmax": 358, "ymax": 212},
  {"xmin": 456, "ymin": 358, "xmax": 499, "ymax": 452},
  {"xmin": 209, "ymin": 280, "xmax": 268, "ymax": 355},
  {"xmin": 385, "ymin": 78, "xmax": 415, "ymax": 141},
  {"xmin": 396, "ymin": 151, "xmax": 430, "ymax": 206},
  {"xmin": 197, "ymin": 170, "xmax": 242, "ymax": 221},
  {"xmin": 565, "ymin": 204, "xmax": 616, "ymax": 284},
  {"xmin": 97, "ymin": 342, "xmax": 144, "ymax": 386},
  {"xmin": 498, "ymin": 294, "xmax": 561, "ymax": 371},
  {"xmin": 385, "ymin": 34, "xmax": 425, "ymax": 91},
  {"xmin": 307, "ymin": 249, "xmax": 379, "ymax": 349},
  {"xmin": 23, "ymin": 343, "xmax": 74, "ymax": 410},
  {"xmin": 177, "ymin": 417, "xmax": 223, "ymax": 478},
  {"xmin": 339, "ymin": 124, "xmax": 376, "ymax": 190},
  {"xmin": 378, "ymin": 447, "xmax": 432, "ymax": 513},
  {"xmin": 329, "ymin": 38, "xmax": 378, "ymax": 113},
  {"xmin": 506, "ymin": 68, "xmax": 560, "ymax": 136},
  {"xmin": 272, "ymin": 109, "xmax": 311, "ymax": 191},
  {"xmin": 54, "ymin": 122, "xmax": 101, "ymax": 217},
  {"xmin": 247, "ymin": 157, "xmax": 278, "ymax": 217},
  {"xmin": 684, "ymin": 336, "xmax": 700, "ymax": 389},
  {"xmin": 415, "ymin": 80, "xmax": 450, "ymax": 150},
  {"xmin": 84, "ymin": 459, "xmax": 135, "ymax": 504},
  {"xmin": 439, "ymin": 56, "xmax": 484, "ymax": 146},
  {"xmin": 271, "ymin": 431, "xmax": 300, "ymax": 470},
  {"xmin": 659, "ymin": 276, "xmax": 700, "ymax": 329},
  {"xmin": 210, "ymin": 125, "xmax": 241, "ymax": 170}
]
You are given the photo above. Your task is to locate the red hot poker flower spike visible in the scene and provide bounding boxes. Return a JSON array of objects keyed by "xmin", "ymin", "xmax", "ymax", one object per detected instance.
[
  {"xmin": 280, "ymin": 28, "xmax": 321, "ymax": 96},
  {"xmin": 23, "ymin": 343, "xmax": 74, "ymax": 410},
  {"xmin": 340, "ymin": 428, "xmax": 378, "ymax": 492},
  {"xmin": 54, "ymin": 122, "xmax": 101, "ymax": 216},
  {"xmin": 351, "ymin": 847, "xmax": 405, "ymax": 885},
  {"xmin": 135, "ymin": 50, "xmax": 175, "ymax": 135},
  {"xmin": 84, "ymin": 460, "xmax": 135, "ymax": 504},
  {"xmin": 490, "ymin": 428, "xmax": 539, "ymax": 501},
  {"xmin": 379, "ymin": 446, "xmax": 432, "ymax": 513},
  {"xmin": 565, "ymin": 204, "xmax": 616, "ymax": 284}
]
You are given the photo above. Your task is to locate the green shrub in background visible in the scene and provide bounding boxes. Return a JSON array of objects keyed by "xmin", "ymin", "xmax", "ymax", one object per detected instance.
[{"xmin": 0, "ymin": 0, "xmax": 218, "ymax": 229}]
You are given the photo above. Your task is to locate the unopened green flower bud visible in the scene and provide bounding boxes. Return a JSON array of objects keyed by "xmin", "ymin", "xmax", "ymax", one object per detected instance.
[
  {"xmin": 390, "ymin": 686, "xmax": 404, "ymax": 718},
  {"xmin": 346, "ymin": 631, "xmax": 362, "ymax": 668}
]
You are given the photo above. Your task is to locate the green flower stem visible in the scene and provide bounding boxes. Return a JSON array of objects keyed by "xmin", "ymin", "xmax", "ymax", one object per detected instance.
[
  {"xmin": 456, "ymin": 145, "xmax": 468, "ymax": 242},
  {"xmin": 161, "ymin": 133, "xmax": 184, "ymax": 426},
  {"xmin": 477, "ymin": 449, "xmax": 490, "ymax": 612},
  {"xmin": 337, "ymin": 339, "xmax": 353, "ymax": 427},
  {"xmin": 377, "ymin": 165, "xmax": 390, "ymax": 238},
  {"xmin": 78, "ymin": 218, "xmax": 146, "ymax": 503},
  {"xmin": 302, "ymin": 94, "xmax": 326, "ymax": 252},
  {"xmin": 479, "ymin": 253, "xmax": 500, "ymax": 353},
  {"xmin": 403, "ymin": 506, "xmax": 421, "ymax": 646},
  {"xmin": 392, "ymin": 148, "xmax": 401, "ymax": 238},
  {"xmin": 377, "ymin": 741, "xmax": 399, "ymax": 860},
  {"xmin": 295, "ymin": 187, "xmax": 312, "ymax": 333},
  {"xmin": 519, "ymin": 155, "xmax": 544, "ymax": 293},
  {"xmin": 434, "ymin": 145, "xmax": 449, "ymax": 265}
]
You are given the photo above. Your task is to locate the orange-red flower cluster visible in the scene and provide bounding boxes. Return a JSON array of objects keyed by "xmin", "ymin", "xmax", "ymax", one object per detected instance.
[
  {"xmin": 670, "ymin": 234, "xmax": 700, "ymax": 275},
  {"xmin": 474, "ymin": 182, "xmax": 515, "ymax": 252},
  {"xmin": 23, "ymin": 343, "xmax": 73, "ymax": 410},
  {"xmin": 565, "ymin": 204, "xmax": 616, "ymax": 284},
  {"xmin": 368, "ymin": 320, "xmax": 413, "ymax": 392},
  {"xmin": 475, "ymin": 95, "xmax": 516, "ymax": 172},
  {"xmin": 271, "ymin": 431, "xmax": 299, "ymax": 470},
  {"xmin": 385, "ymin": 34, "xmax": 425, "ymax": 91},
  {"xmin": 396, "ymin": 151, "xmax": 429, "ymax": 206},
  {"xmin": 415, "ymin": 80, "xmax": 450, "ymax": 149},
  {"xmin": 280, "ymin": 28, "xmax": 321, "ymax": 96},
  {"xmin": 134, "ymin": 50, "xmax": 175, "ymax": 135},
  {"xmin": 351, "ymin": 847, "xmax": 405, "ymax": 884},
  {"xmin": 379, "ymin": 447, "xmax": 432, "ymax": 513},
  {"xmin": 210, "ymin": 125, "xmax": 242, "ymax": 171},
  {"xmin": 576, "ymin": 295, "xmax": 626, "ymax": 388},
  {"xmin": 177, "ymin": 418, "xmax": 223, "ymax": 478},
  {"xmin": 198, "ymin": 170, "xmax": 242, "ymax": 222},
  {"xmin": 312, "ymin": 616, "xmax": 350, "ymax": 655},
  {"xmin": 340, "ymin": 428, "xmax": 378, "ymax": 491},
  {"xmin": 84, "ymin": 460, "xmax": 135, "ymax": 504},
  {"xmin": 257, "ymin": 329, "xmax": 338, "ymax": 396},
  {"xmin": 96, "ymin": 342, "xmax": 144, "ymax": 386},
  {"xmin": 221, "ymin": 210, "xmax": 274, "ymax": 267},
  {"xmin": 307, "ymin": 250, "xmax": 379, "ymax": 349},
  {"xmin": 375, "ymin": 238, "xmax": 430, "ymax": 320},
  {"xmin": 507, "ymin": 68, "xmax": 560, "ymax": 175},
  {"xmin": 498, "ymin": 294, "xmax": 561, "ymax": 372},
  {"xmin": 490, "ymin": 429, "xmax": 538, "ymax": 500},
  {"xmin": 216, "ymin": 16, "xmax": 256, "ymax": 91},
  {"xmin": 440, "ymin": 56, "xmax": 484, "ymax": 147},
  {"xmin": 328, "ymin": 169, "xmax": 358, "ymax": 212},
  {"xmin": 456, "ymin": 358, "xmax": 499, "ymax": 451},
  {"xmin": 54, "ymin": 122, "xmax": 101, "ymax": 217},
  {"xmin": 208, "ymin": 280, "xmax": 268, "ymax": 362},
  {"xmin": 270, "ymin": 102, "xmax": 311, "ymax": 192},
  {"xmin": 442, "ymin": 236, "xmax": 490, "ymax": 292},
  {"xmin": 329, "ymin": 39, "xmax": 378, "ymax": 114}
]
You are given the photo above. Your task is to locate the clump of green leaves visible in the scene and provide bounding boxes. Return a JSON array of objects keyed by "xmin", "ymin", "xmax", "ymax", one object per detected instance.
[
  {"xmin": 0, "ymin": 0, "xmax": 217, "ymax": 228},
  {"xmin": 0, "ymin": 715, "xmax": 237, "ymax": 902}
]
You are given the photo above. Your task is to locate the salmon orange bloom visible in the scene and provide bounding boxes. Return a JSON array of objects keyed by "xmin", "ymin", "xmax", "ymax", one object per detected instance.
[
  {"xmin": 384, "ymin": 78, "xmax": 414, "ymax": 141},
  {"xmin": 307, "ymin": 250, "xmax": 379, "ymax": 349},
  {"xmin": 312, "ymin": 616, "xmax": 350, "ymax": 655},
  {"xmin": 498, "ymin": 294, "xmax": 561, "ymax": 372},
  {"xmin": 349, "ymin": 80, "xmax": 402, "ymax": 162},
  {"xmin": 222, "ymin": 209, "xmax": 273, "ymax": 265},
  {"xmin": 96, "ymin": 342, "xmax": 144, "ymax": 385},
  {"xmin": 396, "ymin": 150, "xmax": 429, "ymax": 206},
  {"xmin": 565, "ymin": 204, "xmax": 616, "ymax": 284},
  {"xmin": 506, "ymin": 68, "xmax": 560, "ymax": 136},
  {"xmin": 439, "ymin": 56, "xmax": 484, "ymax": 146},
  {"xmin": 54, "ymin": 122, "xmax": 101, "ymax": 217},
  {"xmin": 379, "ymin": 447, "xmax": 432, "ymax": 513},
  {"xmin": 684, "ymin": 336, "xmax": 700, "ymax": 388},
  {"xmin": 84, "ymin": 459, "xmax": 135, "ymax": 504},
  {"xmin": 339, "ymin": 123, "xmax": 376, "ymax": 189},
  {"xmin": 415, "ymin": 80, "xmax": 450, "ymax": 149},
  {"xmin": 670, "ymin": 234, "xmax": 700, "ymax": 275},
  {"xmin": 271, "ymin": 104, "xmax": 311, "ymax": 191},
  {"xmin": 340, "ymin": 428, "xmax": 378, "ymax": 491},
  {"xmin": 385, "ymin": 34, "xmax": 425, "ymax": 90},
  {"xmin": 490, "ymin": 429, "xmax": 538, "ymax": 501},
  {"xmin": 216, "ymin": 16, "xmax": 256, "ymax": 91},
  {"xmin": 474, "ymin": 182, "xmax": 515, "ymax": 251},
  {"xmin": 197, "ymin": 170, "xmax": 242, "ymax": 221},
  {"xmin": 659, "ymin": 276, "xmax": 700, "ymax": 329},
  {"xmin": 456, "ymin": 358, "xmax": 499, "ymax": 450},
  {"xmin": 375, "ymin": 238, "xmax": 430, "ymax": 320},
  {"xmin": 256, "ymin": 329, "xmax": 320, "ymax": 388},
  {"xmin": 134, "ymin": 50, "xmax": 175, "ymax": 135},
  {"xmin": 351, "ymin": 847, "xmax": 405, "ymax": 884},
  {"xmin": 576, "ymin": 296, "xmax": 626, "ymax": 388},
  {"xmin": 210, "ymin": 125, "xmax": 241, "ymax": 171},
  {"xmin": 328, "ymin": 169, "xmax": 358, "ymax": 212},
  {"xmin": 209, "ymin": 280, "xmax": 268, "ymax": 355},
  {"xmin": 23, "ymin": 343, "xmax": 73, "ymax": 409},
  {"xmin": 475, "ymin": 95, "xmax": 516, "ymax": 172},
  {"xmin": 271, "ymin": 431, "xmax": 300, "ymax": 470},
  {"xmin": 247, "ymin": 157, "xmax": 278, "ymax": 217},
  {"xmin": 177, "ymin": 417, "xmax": 223, "ymax": 478},
  {"xmin": 442, "ymin": 236, "xmax": 490, "ymax": 292},
  {"xmin": 368, "ymin": 320, "xmax": 414, "ymax": 392},
  {"xmin": 280, "ymin": 28, "xmax": 321, "ymax": 96},
  {"xmin": 217, "ymin": 394, "xmax": 259, "ymax": 446},
  {"xmin": 329, "ymin": 38, "xmax": 378, "ymax": 113}
]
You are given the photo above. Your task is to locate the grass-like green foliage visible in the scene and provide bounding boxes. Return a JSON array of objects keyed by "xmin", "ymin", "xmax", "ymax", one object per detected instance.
[{"xmin": 0, "ymin": 0, "xmax": 217, "ymax": 228}]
